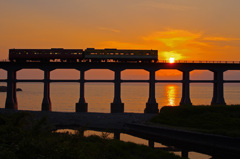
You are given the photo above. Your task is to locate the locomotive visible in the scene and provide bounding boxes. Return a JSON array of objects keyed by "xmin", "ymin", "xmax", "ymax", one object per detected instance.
[{"xmin": 9, "ymin": 48, "xmax": 158, "ymax": 63}]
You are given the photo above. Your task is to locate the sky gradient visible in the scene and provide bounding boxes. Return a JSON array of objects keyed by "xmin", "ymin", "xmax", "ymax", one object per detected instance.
[
  {"xmin": 1, "ymin": 0, "xmax": 240, "ymax": 79},
  {"xmin": 1, "ymin": 0, "xmax": 240, "ymax": 61}
]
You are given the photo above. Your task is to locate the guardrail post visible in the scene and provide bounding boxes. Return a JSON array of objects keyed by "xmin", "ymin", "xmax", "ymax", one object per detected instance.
[
  {"xmin": 114, "ymin": 131, "xmax": 120, "ymax": 140},
  {"xmin": 5, "ymin": 70, "xmax": 18, "ymax": 109},
  {"xmin": 42, "ymin": 70, "xmax": 52, "ymax": 111},
  {"xmin": 148, "ymin": 140, "xmax": 154, "ymax": 148},
  {"xmin": 76, "ymin": 70, "xmax": 88, "ymax": 112},
  {"xmin": 111, "ymin": 69, "xmax": 124, "ymax": 113},
  {"xmin": 211, "ymin": 70, "xmax": 226, "ymax": 105},
  {"xmin": 181, "ymin": 150, "xmax": 189, "ymax": 158},
  {"xmin": 145, "ymin": 70, "xmax": 159, "ymax": 113},
  {"xmin": 180, "ymin": 70, "xmax": 192, "ymax": 106}
]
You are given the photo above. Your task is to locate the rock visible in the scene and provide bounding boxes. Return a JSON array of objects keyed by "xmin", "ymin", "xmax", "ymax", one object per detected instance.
[
  {"xmin": 0, "ymin": 86, "xmax": 22, "ymax": 92},
  {"xmin": 16, "ymin": 88, "xmax": 22, "ymax": 91}
]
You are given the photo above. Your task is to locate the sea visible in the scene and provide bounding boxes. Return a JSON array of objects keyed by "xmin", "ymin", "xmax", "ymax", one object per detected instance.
[
  {"xmin": 1, "ymin": 82, "xmax": 240, "ymax": 112},
  {"xmin": 1, "ymin": 82, "xmax": 240, "ymax": 159}
]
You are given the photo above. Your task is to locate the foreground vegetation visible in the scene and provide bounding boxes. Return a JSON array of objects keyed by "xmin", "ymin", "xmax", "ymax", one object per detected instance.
[
  {"xmin": 0, "ymin": 112, "xmax": 183, "ymax": 159},
  {"xmin": 150, "ymin": 105, "xmax": 240, "ymax": 137}
]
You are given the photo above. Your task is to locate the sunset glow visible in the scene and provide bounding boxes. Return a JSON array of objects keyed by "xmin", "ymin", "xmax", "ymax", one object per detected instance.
[
  {"xmin": 169, "ymin": 57, "xmax": 175, "ymax": 63},
  {"xmin": 0, "ymin": 0, "xmax": 240, "ymax": 78}
]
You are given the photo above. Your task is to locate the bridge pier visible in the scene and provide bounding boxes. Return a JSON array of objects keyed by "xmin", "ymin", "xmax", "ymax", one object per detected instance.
[
  {"xmin": 114, "ymin": 131, "xmax": 120, "ymax": 140},
  {"xmin": 180, "ymin": 70, "xmax": 192, "ymax": 106},
  {"xmin": 181, "ymin": 150, "xmax": 189, "ymax": 158},
  {"xmin": 145, "ymin": 70, "xmax": 159, "ymax": 113},
  {"xmin": 211, "ymin": 70, "xmax": 226, "ymax": 105},
  {"xmin": 76, "ymin": 70, "xmax": 88, "ymax": 112},
  {"xmin": 111, "ymin": 70, "xmax": 124, "ymax": 113},
  {"xmin": 148, "ymin": 140, "xmax": 155, "ymax": 148},
  {"xmin": 42, "ymin": 70, "xmax": 52, "ymax": 111},
  {"xmin": 5, "ymin": 70, "xmax": 18, "ymax": 109}
]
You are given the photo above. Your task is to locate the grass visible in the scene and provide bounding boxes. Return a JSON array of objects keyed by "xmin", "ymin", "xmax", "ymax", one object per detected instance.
[
  {"xmin": 150, "ymin": 105, "xmax": 240, "ymax": 137},
  {"xmin": 0, "ymin": 112, "xmax": 184, "ymax": 159}
]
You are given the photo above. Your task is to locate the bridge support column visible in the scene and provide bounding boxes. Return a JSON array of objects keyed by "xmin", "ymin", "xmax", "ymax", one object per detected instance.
[
  {"xmin": 181, "ymin": 150, "xmax": 189, "ymax": 158},
  {"xmin": 148, "ymin": 140, "xmax": 155, "ymax": 148},
  {"xmin": 76, "ymin": 70, "xmax": 88, "ymax": 112},
  {"xmin": 211, "ymin": 70, "xmax": 226, "ymax": 105},
  {"xmin": 5, "ymin": 70, "xmax": 18, "ymax": 109},
  {"xmin": 111, "ymin": 70, "xmax": 124, "ymax": 113},
  {"xmin": 42, "ymin": 70, "xmax": 51, "ymax": 111},
  {"xmin": 145, "ymin": 70, "xmax": 159, "ymax": 113},
  {"xmin": 114, "ymin": 131, "xmax": 120, "ymax": 140},
  {"xmin": 180, "ymin": 70, "xmax": 192, "ymax": 106}
]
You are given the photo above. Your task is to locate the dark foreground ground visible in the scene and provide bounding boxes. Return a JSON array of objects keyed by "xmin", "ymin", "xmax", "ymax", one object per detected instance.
[
  {"xmin": 0, "ymin": 110, "xmax": 184, "ymax": 159},
  {"xmin": 1, "ymin": 106, "xmax": 240, "ymax": 158},
  {"xmin": 150, "ymin": 105, "xmax": 240, "ymax": 137},
  {"xmin": 0, "ymin": 109, "xmax": 155, "ymax": 131}
]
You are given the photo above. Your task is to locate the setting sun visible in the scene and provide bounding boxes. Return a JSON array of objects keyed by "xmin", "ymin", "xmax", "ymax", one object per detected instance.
[{"xmin": 169, "ymin": 57, "xmax": 175, "ymax": 63}]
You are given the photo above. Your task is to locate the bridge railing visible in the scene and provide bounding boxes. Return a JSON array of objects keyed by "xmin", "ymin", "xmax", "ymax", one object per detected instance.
[
  {"xmin": 0, "ymin": 59, "xmax": 240, "ymax": 64},
  {"xmin": 157, "ymin": 60, "xmax": 240, "ymax": 64}
]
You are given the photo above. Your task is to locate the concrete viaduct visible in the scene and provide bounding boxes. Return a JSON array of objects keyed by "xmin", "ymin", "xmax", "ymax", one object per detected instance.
[{"xmin": 1, "ymin": 62, "xmax": 240, "ymax": 113}]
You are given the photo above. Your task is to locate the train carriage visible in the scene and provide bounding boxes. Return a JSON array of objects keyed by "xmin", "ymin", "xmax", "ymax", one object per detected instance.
[
  {"xmin": 9, "ymin": 48, "xmax": 84, "ymax": 62},
  {"xmin": 9, "ymin": 48, "xmax": 158, "ymax": 63},
  {"xmin": 84, "ymin": 48, "xmax": 158, "ymax": 62}
]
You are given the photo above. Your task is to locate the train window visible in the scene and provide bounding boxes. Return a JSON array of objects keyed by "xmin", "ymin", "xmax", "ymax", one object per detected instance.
[
  {"xmin": 146, "ymin": 53, "xmax": 150, "ymax": 55},
  {"xmin": 125, "ymin": 53, "xmax": 129, "ymax": 55},
  {"xmin": 115, "ymin": 53, "xmax": 119, "ymax": 55},
  {"xmin": 130, "ymin": 53, "xmax": 134, "ymax": 55},
  {"xmin": 110, "ymin": 53, "xmax": 114, "ymax": 55},
  {"xmin": 74, "ymin": 53, "xmax": 77, "ymax": 54},
  {"xmin": 107, "ymin": 53, "xmax": 109, "ymax": 55},
  {"xmin": 120, "ymin": 53, "xmax": 124, "ymax": 55}
]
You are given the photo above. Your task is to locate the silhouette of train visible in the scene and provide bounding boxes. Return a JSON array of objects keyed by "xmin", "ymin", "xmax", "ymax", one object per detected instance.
[{"xmin": 9, "ymin": 48, "xmax": 158, "ymax": 62}]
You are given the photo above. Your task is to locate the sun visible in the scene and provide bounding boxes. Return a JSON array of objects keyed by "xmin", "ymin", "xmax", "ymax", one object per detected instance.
[{"xmin": 169, "ymin": 57, "xmax": 175, "ymax": 63}]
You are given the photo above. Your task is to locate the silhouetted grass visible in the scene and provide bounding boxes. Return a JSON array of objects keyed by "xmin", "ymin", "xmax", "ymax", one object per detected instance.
[
  {"xmin": 0, "ymin": 112, "xmax": 183, "ymax": 159},
  {"xmin": 150, "ymin": 106, "xmax": 240, "ymax": 137}
]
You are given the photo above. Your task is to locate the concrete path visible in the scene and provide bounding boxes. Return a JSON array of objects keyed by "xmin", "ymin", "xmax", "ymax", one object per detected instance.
[{"xmin": 0, "ymin": 109, "xmax": 156, "ymax": 130}]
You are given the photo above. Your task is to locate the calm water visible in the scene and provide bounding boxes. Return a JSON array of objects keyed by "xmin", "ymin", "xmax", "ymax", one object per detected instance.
[
  {"xmin": 1, "ymin": 82, "xmax": 240, "ymax": 159},
  {"xmin": 1, "ymin": 82, "xmax": 240, "ymax": 112}
]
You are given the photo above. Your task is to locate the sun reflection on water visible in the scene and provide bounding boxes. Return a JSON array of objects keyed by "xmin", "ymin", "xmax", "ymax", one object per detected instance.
[{"xmin": 166, "ymin": 85, "xmax": 178, "ymax": 106}]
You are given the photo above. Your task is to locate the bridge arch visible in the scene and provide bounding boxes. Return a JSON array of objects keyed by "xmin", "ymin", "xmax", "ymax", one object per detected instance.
[
  {"xmin": 0, "ymin": 69, "xmax": 7, "ymax": 108},
  {"xmin": 190, "ymin": 70, "xmax": 213, "ymax": 105},
  {"xmin": 224, "ymin": 70, "xmax": 240, "ymax": 105}
]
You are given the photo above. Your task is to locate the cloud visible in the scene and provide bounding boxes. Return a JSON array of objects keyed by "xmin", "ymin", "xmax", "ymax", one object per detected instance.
[
  {"xmin": 143, "ymin": 30, "xmax": 202, "ymax": 47},
  {"xmin": 140, "ymin": 1, "xmax": 195, "ymax": 11},
  {"xmin": 203, "ymin": 37, "xmax": 240, "ymax": 41},
  {"xmin": 98, "ymin": 27, "xmax": 120, "ymax": 33},
  {"xmin": 98, "ymin": 41, "xmax": 146, "ymax": 49},
  {"xmin": 98, "ymin": 29, "xmax": 240, "ymax": 61}
]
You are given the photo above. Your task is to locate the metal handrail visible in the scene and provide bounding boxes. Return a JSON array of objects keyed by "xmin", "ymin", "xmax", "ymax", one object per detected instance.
[{"xmin": 0, "ymin": 59, "xmax": 240, "ymax": 64}]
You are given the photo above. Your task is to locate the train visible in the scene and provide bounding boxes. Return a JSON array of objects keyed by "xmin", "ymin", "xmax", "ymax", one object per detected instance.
[{"xmin": 9, "ymin": 48, "xmax": 158, "ymax": 63}]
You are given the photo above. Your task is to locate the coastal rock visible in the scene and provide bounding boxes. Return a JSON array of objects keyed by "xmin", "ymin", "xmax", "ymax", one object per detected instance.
[
  {"xmin": 0, "ymin": 86, "xmax": 22, "ymax": 92},
  {"xmin": 16, "ymin": 88, "xmax": 22, "ymax": 91}
]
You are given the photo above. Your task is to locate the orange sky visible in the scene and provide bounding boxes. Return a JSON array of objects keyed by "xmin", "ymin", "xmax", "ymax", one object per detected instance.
[{"xmin": 1, "ymin": 0, "xmax": 240, "ymax": 79}]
